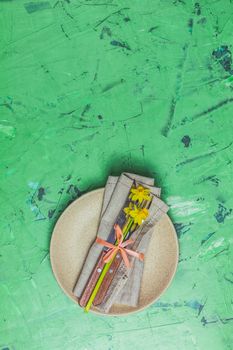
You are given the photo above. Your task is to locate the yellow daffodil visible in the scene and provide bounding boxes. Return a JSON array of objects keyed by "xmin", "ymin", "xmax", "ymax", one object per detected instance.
[
  {"xmin": 130, "ymin": 185, "xmax": 151, "ymax": 204},
  {"xmin": 124, "ymin": 202, "xmax": 133, "ymax": 216},
  {"xmin": 128, "ymin": 205, "xmax": 149, "ymax": 225}
]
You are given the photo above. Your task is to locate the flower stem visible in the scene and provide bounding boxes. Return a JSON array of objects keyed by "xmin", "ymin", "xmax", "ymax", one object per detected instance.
[{"xmin": 84, "ymin": 218, "xmax": 133, "ymax": 312}]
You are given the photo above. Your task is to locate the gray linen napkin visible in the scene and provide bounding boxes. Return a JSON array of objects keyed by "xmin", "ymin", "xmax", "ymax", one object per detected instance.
[{"xmin": 73, "ymin": 173, "xmax": 159, "ymax": 301}]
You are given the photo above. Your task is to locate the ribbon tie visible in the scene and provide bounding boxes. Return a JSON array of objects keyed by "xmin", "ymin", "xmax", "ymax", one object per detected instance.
[{"xmin": 96, "ymin": 224, "xmax": 144, "ymax": 268}]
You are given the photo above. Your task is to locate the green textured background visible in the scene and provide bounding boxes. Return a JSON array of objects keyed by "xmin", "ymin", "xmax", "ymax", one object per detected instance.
[{"xmin": 0, "ymin": 0, "xmax": 233, "ymax": 349}]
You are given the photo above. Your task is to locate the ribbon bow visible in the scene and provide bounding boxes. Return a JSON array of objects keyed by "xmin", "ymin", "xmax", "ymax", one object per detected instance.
[{"xmin": 96, "ymin": 224, "xmax": 144, "ymax": 268}]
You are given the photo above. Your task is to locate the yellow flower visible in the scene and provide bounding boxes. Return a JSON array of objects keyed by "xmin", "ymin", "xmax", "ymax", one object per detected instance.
[
  {"xmin": 130, "ymin": 185, "xmax": 151, "ymax": 204},
  {"xmin": 128, "ymin": 205, "xmax": 149, "ymax": 225},
  {"xmin": 124, "ymin": 202, "xmax": 133, "ymax": 216}
]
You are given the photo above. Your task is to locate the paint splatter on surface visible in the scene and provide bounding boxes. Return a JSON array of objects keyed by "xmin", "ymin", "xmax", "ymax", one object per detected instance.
[
  {"xmin": 0, "ymin": 0, "xmax": 233, "ymax": 349},
  {"xmin": 167, "ymin": 196, "xmax": 207, "ymax": 218},
  {"xmin": 24, "ymin": 1, "xmax": 51, "ymax": 14},
  {"xmin": 37, "ymin": 187, "xmax": 45, "ymax": 201},
  {"xmin": 214, "ymin": 204, "xmax": 232, "ymax": 223},
  {"xmin": 0, "ymin": 123, "xmax": 15, "ymax": 138},
  {"xmin": 197, "ymin": 237, "xmax": 229, "ymax": 261},
  {"xmin": 181, "ymin": 135, "xmax": 191, "ymax": 148},
  {"xmin": 212, "ymin": 45, "xmax": 233, "ymax": 75},
  {"xmin": 174, "ymin": 222, "xmax": 193, "ymax": 237}
]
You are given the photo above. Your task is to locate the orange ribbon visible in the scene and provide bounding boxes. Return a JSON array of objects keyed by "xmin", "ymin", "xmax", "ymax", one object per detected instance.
[{"xmin": 96, "ymin": 224, "xmax": 144, "ymax": 268}]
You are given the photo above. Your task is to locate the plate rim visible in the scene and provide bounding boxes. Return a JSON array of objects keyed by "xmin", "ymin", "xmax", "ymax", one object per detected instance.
[{"xmin": 50, "ymin": 188, "xmax": 179, "ymax": 316}]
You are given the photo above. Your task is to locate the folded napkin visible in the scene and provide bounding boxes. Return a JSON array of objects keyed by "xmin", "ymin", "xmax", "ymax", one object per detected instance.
[
  {"xmin": 73, "ymin": 172, "xmax": 168, "ymax": 312},
  {"xmin": 97, "ymin": 195, "xmax": 168, "ymax": 313}
]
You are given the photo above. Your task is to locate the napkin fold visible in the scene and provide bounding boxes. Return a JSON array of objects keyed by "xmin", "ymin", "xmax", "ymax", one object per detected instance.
[{"xmin": 73, "ymin": 173, "xmax": 168, "ymax": 312}]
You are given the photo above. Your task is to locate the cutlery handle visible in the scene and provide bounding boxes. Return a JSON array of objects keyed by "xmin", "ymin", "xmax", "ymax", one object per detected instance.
[
  {"xmin": 93, "ymin": 253, "xmax": 122, "ymax": 306},
  {"xmin": 78, "ymin": 250, "xmax": 106, "ymax": 307}
]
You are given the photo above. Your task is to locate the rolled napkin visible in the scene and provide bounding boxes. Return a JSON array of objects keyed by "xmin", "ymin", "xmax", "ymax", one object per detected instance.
[{"xmin": 73, "ymin": 173, "xmax": 168, "ymax": 312}]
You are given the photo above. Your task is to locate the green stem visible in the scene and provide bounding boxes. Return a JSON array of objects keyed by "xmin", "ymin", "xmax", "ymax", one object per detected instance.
[
  {"xmin": 84, "ymin": 218, "xmax": 133, "ymax": 312},
  {"xmin": 84, "ymin": 252, "xmax": 116, "ymax": 312}
]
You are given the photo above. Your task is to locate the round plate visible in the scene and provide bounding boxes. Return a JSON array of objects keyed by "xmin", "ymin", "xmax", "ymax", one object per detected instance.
[{"xmin": 50, "ymin": 189, "xmax": 179, "ymax": 316}]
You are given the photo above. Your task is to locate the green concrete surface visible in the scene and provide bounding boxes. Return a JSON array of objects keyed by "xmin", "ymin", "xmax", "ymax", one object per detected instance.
[{"xmin": 0, "ymin": 0, "xmax": 233, "ymax": 349}]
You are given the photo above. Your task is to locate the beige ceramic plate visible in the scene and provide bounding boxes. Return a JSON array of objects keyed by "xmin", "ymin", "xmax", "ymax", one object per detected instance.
[{"xmin": 50, "ymin": 189, "xmax": 179, "ymax": 316}]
